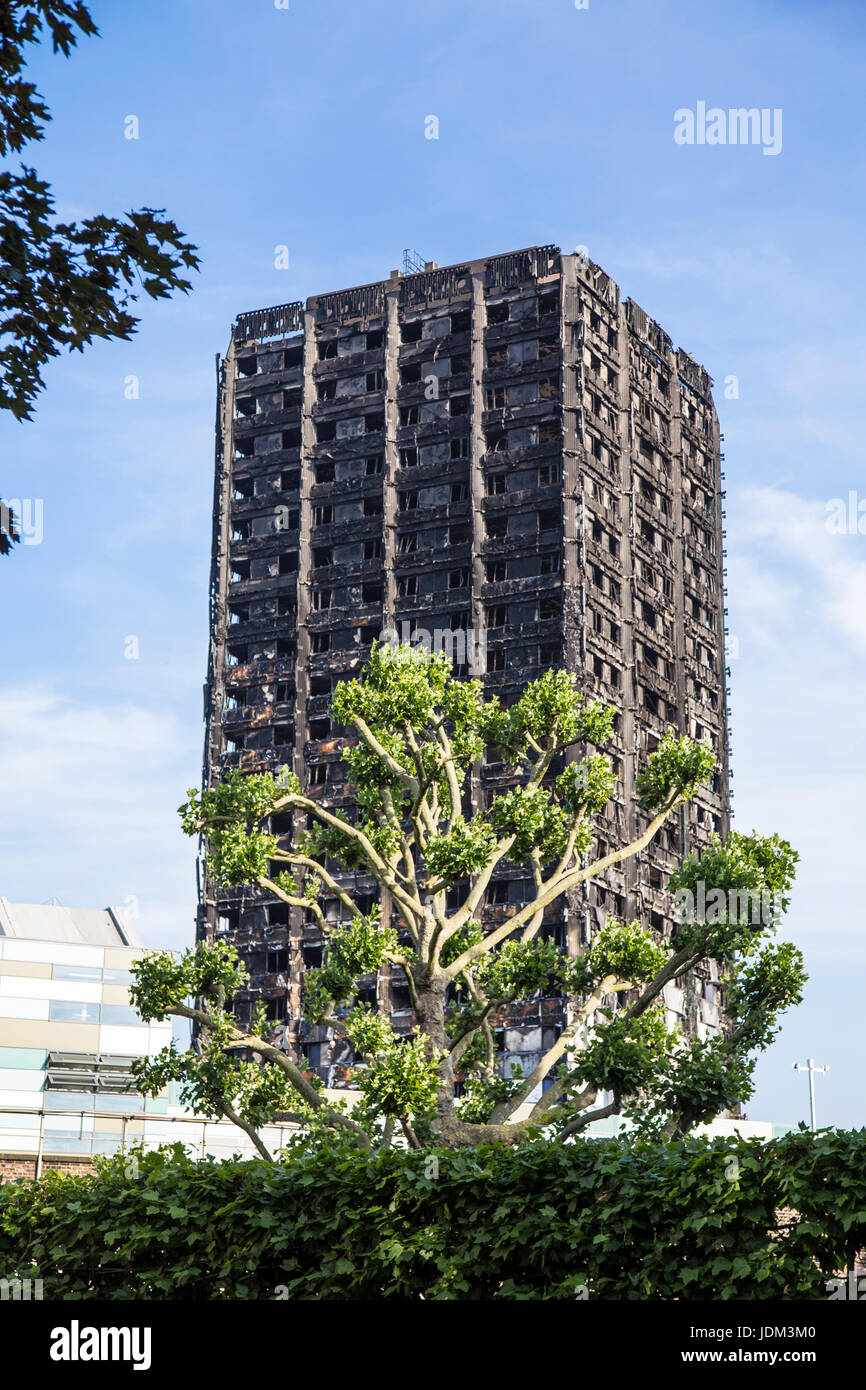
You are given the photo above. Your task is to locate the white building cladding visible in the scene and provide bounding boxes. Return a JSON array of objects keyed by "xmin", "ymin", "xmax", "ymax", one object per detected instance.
[
  {"xmin": 0, "ymin": 899, "xmax": 170, "ymax": 1158},
  {"xmin": 0, "ymin": 900, "xmax": 294, "ymax": 1163}
]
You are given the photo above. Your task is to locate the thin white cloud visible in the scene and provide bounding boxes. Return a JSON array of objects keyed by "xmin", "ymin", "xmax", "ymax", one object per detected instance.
[
  {"xmin": 723, "ymin": 484, "xmax": 866, "ymax": 969},
  {"xmin": 0, "ymin": 687, "xmax": 198, "ymax": 952},
  {"xmin": 732, "ymin": 485, "xmax": 866, "ymax": 649}
]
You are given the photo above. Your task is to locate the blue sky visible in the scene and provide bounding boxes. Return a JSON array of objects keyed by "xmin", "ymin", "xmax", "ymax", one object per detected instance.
[{"xmin": 1, "ymin": 0, "xmax": 864, "ymax": 1129}]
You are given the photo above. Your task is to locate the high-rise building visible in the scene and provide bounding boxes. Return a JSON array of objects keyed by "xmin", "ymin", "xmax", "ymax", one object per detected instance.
[{"xmin": 199, "ymin": 245, "xmax": 731, "ymax": 1087}]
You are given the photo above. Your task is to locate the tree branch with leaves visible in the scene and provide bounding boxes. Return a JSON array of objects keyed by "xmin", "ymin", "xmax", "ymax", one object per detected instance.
[
  {"xmin": 131, "ymin": 643, "xmax": 804, "ymax": 1153},
  {"xmin": 1, "ymin": 1, "xmax": 199, "ymax": 549}
]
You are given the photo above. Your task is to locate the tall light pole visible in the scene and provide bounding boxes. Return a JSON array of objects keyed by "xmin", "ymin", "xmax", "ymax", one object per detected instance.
[{"xmin": 793, "ymin": 1058, "xmax": 829, "ymax": 1132}]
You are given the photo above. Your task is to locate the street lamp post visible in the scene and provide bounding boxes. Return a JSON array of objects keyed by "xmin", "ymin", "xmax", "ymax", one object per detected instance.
[{"xmin": 793, "ymin": 1057, "xmax": 829, "ymax": 1132}]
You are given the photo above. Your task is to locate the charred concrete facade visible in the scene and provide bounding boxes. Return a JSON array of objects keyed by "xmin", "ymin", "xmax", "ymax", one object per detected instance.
[{"xmin": 199, "ymin": 245, "xmax": 731, "ymax": 1088}]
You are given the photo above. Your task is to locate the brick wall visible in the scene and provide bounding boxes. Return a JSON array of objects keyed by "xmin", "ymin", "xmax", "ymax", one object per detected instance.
[{"xmin": 0, "ymin": 1152, "xmax": 95, "ymax": 1181}]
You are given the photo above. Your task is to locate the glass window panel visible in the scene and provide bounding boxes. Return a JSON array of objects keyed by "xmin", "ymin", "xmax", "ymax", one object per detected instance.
[
  {"xmin": 52, "ymin": 964, "xmax": 103, "ymax": 982},
  {"xmin": 45, "ymin": 1137, "xmax": 93, "ymax": 1153},
  {"xmin": 100, "ymin": 1004, "xmax": 146, "ymax": 1027},
  {"xmin": 48, "ymin": 1000, "xmax": 100, "ymax": 1024},
  {"xmin": 43, "ymin": 1092, "xmax": 95, "ymax": 1111},
  {"xmin": 97, "ymin": 1093, "xmax": 142, "ymax": 1111},
  {"xmin": 91, "ymin": 1137, "xmax": 123, "ymax": 1154}
]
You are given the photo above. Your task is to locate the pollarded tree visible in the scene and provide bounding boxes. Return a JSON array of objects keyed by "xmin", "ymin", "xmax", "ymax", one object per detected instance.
[{"xmin": 131, "ymin": 643, "xmax": 804, "ymax": 1155}]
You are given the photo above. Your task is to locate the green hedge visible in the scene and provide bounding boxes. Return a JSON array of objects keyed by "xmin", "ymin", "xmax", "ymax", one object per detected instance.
[{"xmin": 1, "ymin": 1130, "xmax": 864, "ymax": 1299}]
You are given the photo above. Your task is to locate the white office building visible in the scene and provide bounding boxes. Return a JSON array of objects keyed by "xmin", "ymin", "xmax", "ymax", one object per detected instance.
[{"xmin": 0, "ymin": 900, "xmax": 292, "ymax": 1172}]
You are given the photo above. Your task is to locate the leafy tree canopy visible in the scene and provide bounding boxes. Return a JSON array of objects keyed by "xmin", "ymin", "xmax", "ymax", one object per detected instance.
[{"xmin": 132, "ymin": 644, "xmax": 804, "ymax": 1155}]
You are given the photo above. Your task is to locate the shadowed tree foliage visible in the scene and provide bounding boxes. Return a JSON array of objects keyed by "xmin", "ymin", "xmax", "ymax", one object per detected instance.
[
  {"xmin": 131, "ymin": 644, "xmax": 804, "ymax": 1157},
  {"xmin": 3, "ymin": 1129, "xmax": 864, "ymax": 1299},
  {"xmin": 1, "ymin": 1, "xmax": 199, "ymax": 547}
]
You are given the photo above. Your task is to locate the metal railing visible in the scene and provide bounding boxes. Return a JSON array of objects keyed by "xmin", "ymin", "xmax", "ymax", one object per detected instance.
[
  {"xmin": 0, "ymin": 1106, "xmax": 295, "ymax": 1175},
  {"xmin": 233, "ymin": 302, "xmax": 304, "ymax": 343}
]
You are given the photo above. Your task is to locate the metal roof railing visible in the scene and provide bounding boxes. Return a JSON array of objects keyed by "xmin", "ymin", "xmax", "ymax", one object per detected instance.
[{"xmin": 0, "ymin": 1105, "xmax": 296, "ymax": 1175}]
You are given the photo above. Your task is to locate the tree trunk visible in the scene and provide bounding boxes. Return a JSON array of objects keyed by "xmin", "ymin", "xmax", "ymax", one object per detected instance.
[{"xmin": 412, "ymin": 969, "xmax": 455, "ymax": 1135}]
